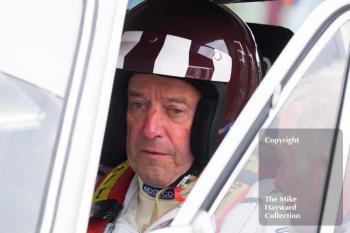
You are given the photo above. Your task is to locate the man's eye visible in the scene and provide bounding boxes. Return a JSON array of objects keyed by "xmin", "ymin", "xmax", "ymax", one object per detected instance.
[
  {"xmin": 167, "ymin": 107, "xmax": 185, "ymax": 116},
  {"xmin": 129, "ymin": 102, "xmax": 146, "ymax": 111},
  {"xmin": 134, "ymin": 102, "xmax": 144, "ymax": 109}
]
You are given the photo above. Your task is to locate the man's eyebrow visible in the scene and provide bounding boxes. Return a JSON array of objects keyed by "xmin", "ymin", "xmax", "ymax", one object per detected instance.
[
  {"xmin": 128, "ymin": 89, "xmax": 144, "ymax": 97},
  {"xmin": 128, "ymin": 90, "xmax": 191, "ymax": 107},
  {"xmin": 165, "ymin": 96, "xmax": 191, "ymax": 107}
]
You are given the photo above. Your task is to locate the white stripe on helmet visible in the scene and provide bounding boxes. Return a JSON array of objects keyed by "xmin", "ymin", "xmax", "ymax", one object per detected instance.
[
  {"xmin": 117, "ymin": 31, "xmax": 143, "ymax": 68},
  {"xmin": 153, "ymin": 34, "xmax": 191, "ymax": 78},
  {"xmin": 211, "ymin": 48, "xmax": 232, "ymax": 82}
]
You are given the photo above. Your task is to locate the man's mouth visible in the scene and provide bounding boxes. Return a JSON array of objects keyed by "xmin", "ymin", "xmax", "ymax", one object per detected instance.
[{"xmin": 141, "ymin": 149, "xmax": 168, "ymax": 156}]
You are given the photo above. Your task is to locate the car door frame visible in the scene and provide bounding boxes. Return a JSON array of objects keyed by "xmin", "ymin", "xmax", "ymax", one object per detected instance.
[{"xmin": 37, "ymin": 0, "xmax": 129, "ymax": 232}]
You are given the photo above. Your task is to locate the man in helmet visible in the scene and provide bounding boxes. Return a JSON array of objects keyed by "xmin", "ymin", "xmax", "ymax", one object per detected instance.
[{"xmin": 88, "ymin": 0, "xmax": 262, "ymax": 232}]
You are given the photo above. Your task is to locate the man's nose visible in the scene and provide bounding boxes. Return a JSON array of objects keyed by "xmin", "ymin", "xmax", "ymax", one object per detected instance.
[{"xmin": 142, "ymin": 107, "xmax": 165, "ymax": 140}]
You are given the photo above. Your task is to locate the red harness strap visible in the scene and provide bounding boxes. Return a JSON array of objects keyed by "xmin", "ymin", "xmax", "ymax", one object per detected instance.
[{"xmin": 88, "ymin": 162, "xmax": 135, "ymax": 233}]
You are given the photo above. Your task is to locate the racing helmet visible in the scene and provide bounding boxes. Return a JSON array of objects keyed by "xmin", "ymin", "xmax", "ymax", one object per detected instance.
[{"xmin": 104, "ymin": 0, "xmax": 263, "ymax": 170}]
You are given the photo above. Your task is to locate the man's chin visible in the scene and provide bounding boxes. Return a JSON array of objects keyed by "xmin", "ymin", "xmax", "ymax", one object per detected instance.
[
  {"xmin": 139, "ymin": 171, "xmax": 174, "ymax": 188},
  {"xmin": 132, "ymin": 161, "xmax": 191, "ymax": 188}
]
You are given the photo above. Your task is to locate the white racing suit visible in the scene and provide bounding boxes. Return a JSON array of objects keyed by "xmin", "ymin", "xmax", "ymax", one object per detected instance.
[
  {"xmin": 113, "ymin": 175, "xmax": 196, "ymax": 233},
  {"xmin": 114, "ymin": 178, "xmax": 288, "ymax": 233}
]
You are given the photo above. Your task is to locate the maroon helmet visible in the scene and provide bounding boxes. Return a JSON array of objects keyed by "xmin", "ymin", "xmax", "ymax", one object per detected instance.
[{"xmin": 106, "ymin": 0, "xmax": 263, "ymax": 170}]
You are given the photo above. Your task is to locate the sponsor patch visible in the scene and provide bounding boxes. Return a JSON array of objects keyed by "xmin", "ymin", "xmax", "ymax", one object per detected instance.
[{"xmin": 142, "ymin": 184, "xmax": 174, "ymax": 200}]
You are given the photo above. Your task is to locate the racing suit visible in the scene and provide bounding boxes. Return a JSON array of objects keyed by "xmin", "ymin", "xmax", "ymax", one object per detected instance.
[
  {"xmin": 89, "ymin": 161, "xmax": 197, "ymax": 233},
  {"xmin": 113, "ymin": 175, "xmax": 196, "ymax": 233}
]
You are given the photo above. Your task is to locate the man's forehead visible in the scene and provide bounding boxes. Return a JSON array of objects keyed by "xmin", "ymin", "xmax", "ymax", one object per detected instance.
[
  {"xmin": 129, "ymin": 73, "xmax": 187, "ymax": 85},
  {"xmin": 128, "ymin": 73, "xmax": 201, "ymax": 99}
]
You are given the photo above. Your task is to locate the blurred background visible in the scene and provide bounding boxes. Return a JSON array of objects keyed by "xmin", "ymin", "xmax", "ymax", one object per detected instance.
[{"xmin": 127, "ymin": 0, "xmax": 325, "ymax": 32}]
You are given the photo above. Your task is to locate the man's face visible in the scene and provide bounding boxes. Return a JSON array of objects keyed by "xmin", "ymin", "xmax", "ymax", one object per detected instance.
[{"xmin": 126, "ymin": 73, "xmax": 201, "ymax": 188}]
